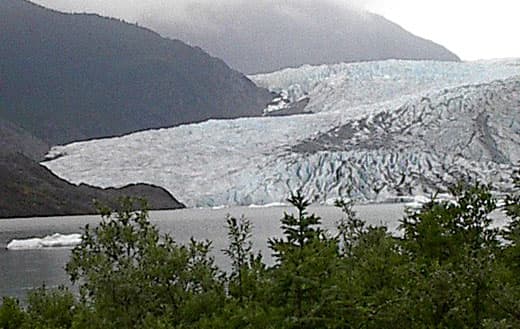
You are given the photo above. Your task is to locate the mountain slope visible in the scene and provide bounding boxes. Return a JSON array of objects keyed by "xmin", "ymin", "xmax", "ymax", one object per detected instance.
[
  {"xmin": 0, "ymin": 118, "xmax": 49, "ymax": 161},
  {"xmin": 41, "ymin": 60, "xmax": 520, "ymax": 207},
  {"xmin": 143, "ymin": 1, "xmax": 459, "ymax": 73},
  {"xmin": 0, "ymin": 104, "xmax": 184, "ymax": 217},
  {"xmin": 0, "ymin": 152, "xmax": 184, "ymax": 218},
  {"xmin": 0, "ymin": 0, "xmax": 271, "ymax": 145}
]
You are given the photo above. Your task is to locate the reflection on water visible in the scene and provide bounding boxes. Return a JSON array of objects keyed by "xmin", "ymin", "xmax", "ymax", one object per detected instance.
[{"xmin": 0, "ymin": 204, "xmax": 406, "ymax": 300}]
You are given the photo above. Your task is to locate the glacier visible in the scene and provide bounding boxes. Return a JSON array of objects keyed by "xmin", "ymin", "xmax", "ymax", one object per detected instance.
[
  {"xmin": 250, "ymin": 59, "xmax": 520, "ymax": 115},
  {"xmin": 42, "ymin": 59, "xmax": 520, "ymax": 207}
]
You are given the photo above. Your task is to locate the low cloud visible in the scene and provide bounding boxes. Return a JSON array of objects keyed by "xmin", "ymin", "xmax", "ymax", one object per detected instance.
[
  {"xmin": 32, "ymin": 0, "xmax": 459, "ymax": 73},
  {"xmin": 34, "ymin": 0, "xmax": 371, "ymax": 24}
]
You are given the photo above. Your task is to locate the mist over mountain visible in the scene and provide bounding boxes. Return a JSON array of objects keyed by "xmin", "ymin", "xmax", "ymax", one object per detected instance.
[
  {"xmin": 141, "ymin": 0, "xmax": 460, "ymax": 73},
  {"xmin": 31, "ymin": 0, "xmax": 461, "ymax": 74},
  {"xmin": 0, "ymin": 0, "xmax": 272, "ymax": 145}
]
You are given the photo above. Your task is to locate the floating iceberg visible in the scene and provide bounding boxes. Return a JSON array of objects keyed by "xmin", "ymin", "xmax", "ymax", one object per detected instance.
[
  {"xmin": 404, "ymin": 195, "xmax": 432, "ymax": 209},
  {"xmin": 6, "ymin": 233, "xmax": 82, "ymax": 250},
  {"xmin": 211, "ymin": 205, "xmax": 228, "ymax": 210},
  {"xmin": 248, "ymin": 202, "xmax": 288, "ymax": 208}
]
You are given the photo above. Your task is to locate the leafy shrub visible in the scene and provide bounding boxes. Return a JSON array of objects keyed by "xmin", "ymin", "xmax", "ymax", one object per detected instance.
[
  {"xmin": 2, "ymin": 178, "xmax": 520, "ymax": 328},
  {"xmin": 65, "ymin": 197, "xmax": 224, "ymax": 328},
  {"xmin": 24, "ymin": 286, "xmax": 76, "ymax": 329},
  {"xmin": 0, "ymin": 297, "xmax": 25, "ymax": 329}
]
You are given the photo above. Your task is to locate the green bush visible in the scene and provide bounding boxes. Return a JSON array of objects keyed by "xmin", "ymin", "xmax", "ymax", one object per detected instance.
[
  {"xmin": 65, "ymin": 197, "xmax": 224, "ymax": 328},
  {"xmin": 0, "ymin": 297, "xmax": 25, "ymax": 329},
  {"xmin": 24, "ymin": 286, "xmax": 76, "ymax": 329},
  {"xmin": 1, "ymin": 179, "xmax": 520, "ymax": 328}
]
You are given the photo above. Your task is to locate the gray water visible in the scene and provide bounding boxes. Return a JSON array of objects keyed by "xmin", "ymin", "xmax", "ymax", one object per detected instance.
[{"xmin": 0, "ymin": 204, "xmax": 407, "ymax": 300}]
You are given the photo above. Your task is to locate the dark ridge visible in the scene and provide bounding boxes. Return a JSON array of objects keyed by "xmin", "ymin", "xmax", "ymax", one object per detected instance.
[
  {"xmin": 0, "ymin": 0, "xmax": 272, "ymax": 145},
  {"xmin": 0, "ymin": 152, "xmax": 184, "ymax": 219}
]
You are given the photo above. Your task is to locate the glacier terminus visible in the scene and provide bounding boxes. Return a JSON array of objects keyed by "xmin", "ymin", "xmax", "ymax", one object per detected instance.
[{"xmin": 42, "ymin": 59, "xmax": 520, "ymax": 207}]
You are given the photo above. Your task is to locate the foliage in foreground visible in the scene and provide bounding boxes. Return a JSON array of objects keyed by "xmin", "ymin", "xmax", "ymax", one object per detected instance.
[{"xmin": 1, "ymin": 179, "xmax": 520, "ymax": 328}]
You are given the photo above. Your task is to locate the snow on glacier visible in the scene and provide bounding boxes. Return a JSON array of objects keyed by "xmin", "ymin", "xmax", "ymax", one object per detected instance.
[
  {"xmin": 42, "ymin": 60, "xmax": 520, "ymax": 207},
  {"xmin": 43, "ymin": 113, "xmax": 348, "ymax": 207},
  {"xmin": 250, "ymin": 59, "xmax": 520, "ymax": 115}
]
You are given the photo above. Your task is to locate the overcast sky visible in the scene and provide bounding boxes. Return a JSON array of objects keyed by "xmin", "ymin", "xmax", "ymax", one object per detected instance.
[
  {"xmin": 33, "ymin": 0, "xmax": 520, "ymax": 61},
  {"xmin": 363, "ymin": 0, "xmax": 520, "ymax": 60}
]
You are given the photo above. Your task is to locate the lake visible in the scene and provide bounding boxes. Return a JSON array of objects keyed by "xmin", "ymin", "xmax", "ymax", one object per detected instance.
[{"xmin": 0, "ymin": 203, "xmax": 421, "ymax": 300}]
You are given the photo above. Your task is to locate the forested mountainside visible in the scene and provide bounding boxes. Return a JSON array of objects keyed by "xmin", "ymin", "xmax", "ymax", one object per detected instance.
[
  {"xmin": 0, "ymin": 152, "xmax": 184, "ymax": 218},
  {"xmin": 0, "ymin": 0, "xmax": 272, "ymax": 145},
  {"xmin": 0, "ymin": 120, "xmax": 184, "ymax": 217}
]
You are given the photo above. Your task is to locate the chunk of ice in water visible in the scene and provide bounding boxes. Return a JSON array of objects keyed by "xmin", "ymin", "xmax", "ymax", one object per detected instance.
[{"xmin": 6, "ymin": 233, "xmax": 82, "ymax": 250}]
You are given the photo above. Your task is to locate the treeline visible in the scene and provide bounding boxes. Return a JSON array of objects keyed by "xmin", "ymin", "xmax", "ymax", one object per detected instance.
[{"xmin": 1, "ymin": 171, "xmax": 520, "ymax": 329}]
